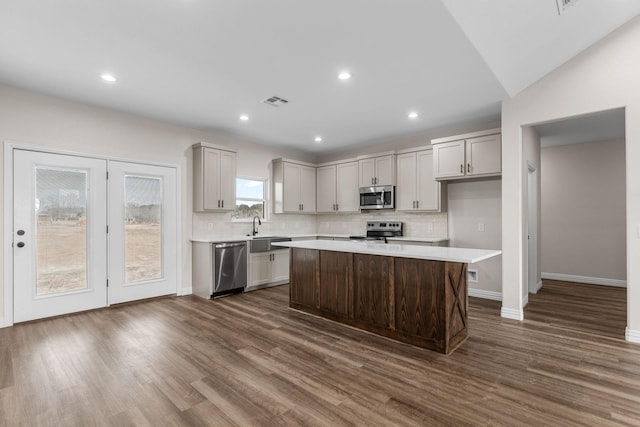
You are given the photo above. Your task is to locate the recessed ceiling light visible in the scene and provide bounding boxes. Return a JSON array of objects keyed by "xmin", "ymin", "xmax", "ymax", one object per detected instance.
[
  {"xmin": 408, "ymin": 111, "xmax": 419, "ymax": 119},
  {"xmin": 101, "ymin": 73, "xmax": 116, "ymax": 83},
  {"xmin": 239, "ymin": 114, "xmax": 249, "ymax": 121},
  {"xmin": 314, "ymin": 136, "xmax": 323, "ymax": 143},
  {"xmin": 338, "ymin": 71, "xmax": 351, "ymax": 81}
]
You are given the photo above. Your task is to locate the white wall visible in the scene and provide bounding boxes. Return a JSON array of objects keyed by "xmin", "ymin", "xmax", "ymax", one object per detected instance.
[
  {"xmin": 501, "ymin": 16, "xmax": 640, "ymax": 341},
  {"xmin": 447, "ymin": 180, "xmax": 502, "ymax": 295},
  {"xmin": 541, "ymin": 139, "xmax": 626, "ymax": 282},
  {"xmin": 0, "ymin": 83, "xmax": 314, "ymax": 325}
]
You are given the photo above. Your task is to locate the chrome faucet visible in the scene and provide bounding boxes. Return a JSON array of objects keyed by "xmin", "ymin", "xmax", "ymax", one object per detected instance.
[{"xmin": 252, "ymin": 216, "xmax": 262, "ymax": 236}]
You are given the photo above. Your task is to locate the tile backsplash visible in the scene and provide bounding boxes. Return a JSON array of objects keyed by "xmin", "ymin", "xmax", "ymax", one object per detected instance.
[
  {"xmin": 316, "ymin": 211, "xmax": 447, "ymax": 237},
  {"xmin": 192, "ymin": 212, "xmax": 317, "ymax": 239},
  {"xmin": 193, "ymin": 210, "xmax": 447, "ymax": 240}
]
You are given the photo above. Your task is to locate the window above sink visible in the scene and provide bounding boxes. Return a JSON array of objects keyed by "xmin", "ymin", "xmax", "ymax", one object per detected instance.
[{"xmin": 232, "ymin": 177, "xmax": 267, "ymax": 222}]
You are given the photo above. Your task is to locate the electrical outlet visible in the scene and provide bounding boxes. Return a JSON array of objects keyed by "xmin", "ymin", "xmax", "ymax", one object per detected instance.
[
  {"xmin": 207, "ymin": 222, "xmax": 214, "ymax": 231},
  {"xmin": 468, "ymin": 269, "xmax": 478, "ymax": 283},
  {"xmin": 426, "ymin": 222, "xmax": 433, "ymax": 231},
  {"xmin": 478, "ymin": 223, "xmax": 485, "ymax": 232}
]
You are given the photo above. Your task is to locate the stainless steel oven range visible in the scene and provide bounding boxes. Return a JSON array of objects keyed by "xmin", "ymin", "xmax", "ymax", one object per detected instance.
[{"xmin": 349, "ymin": 221, "xmax": 403, "ymax": 243}]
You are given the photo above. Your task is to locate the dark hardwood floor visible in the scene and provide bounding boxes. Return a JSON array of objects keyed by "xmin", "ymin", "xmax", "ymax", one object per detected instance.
[{"xmin": 1, "ymin": 280, "xmax": 638, "ymax": 426}]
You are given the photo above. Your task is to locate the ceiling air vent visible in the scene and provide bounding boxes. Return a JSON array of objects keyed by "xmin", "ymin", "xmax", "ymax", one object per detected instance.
[
  {"xmin": 556, "ymin": 0, "xmax": 579, "ymax": 15},
  {"xmin": 263, "ymin": 96, "xmax": 290, "ymax": 107}
]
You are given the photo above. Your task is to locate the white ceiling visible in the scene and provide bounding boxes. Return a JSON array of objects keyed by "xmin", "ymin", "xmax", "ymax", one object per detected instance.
[{"xmin": 0, "ymin": 1, "xmax": 638, "ymax": 154}]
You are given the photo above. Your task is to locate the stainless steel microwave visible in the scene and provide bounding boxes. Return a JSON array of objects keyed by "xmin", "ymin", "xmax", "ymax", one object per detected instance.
[{"xmin": 359, "ymin": 185, "xmax": 395, "ymax": 210}]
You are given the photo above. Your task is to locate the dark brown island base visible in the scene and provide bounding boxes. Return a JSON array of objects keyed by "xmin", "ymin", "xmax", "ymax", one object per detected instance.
[{"xmin": 274, "ymin": 241, "xmax": 501, "ymax": 355}]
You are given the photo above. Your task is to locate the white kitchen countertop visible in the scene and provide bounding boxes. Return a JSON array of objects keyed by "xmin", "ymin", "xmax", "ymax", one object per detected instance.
[
  {"xmin": 272, "ymin": 240, "xmax": 501, "ymax": 264},
  {"xmin": 191, "ymin": 234, "xmax": 449, "ymax": 244}
]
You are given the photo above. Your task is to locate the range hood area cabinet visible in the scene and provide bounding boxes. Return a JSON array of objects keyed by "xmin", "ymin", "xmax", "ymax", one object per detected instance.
[
  {"xmin": 272, "ymin": 159, "xmax": 317, "ymax": 214},
  {"xmin": 431, "ymin": 129, "xmax": 501, "ymax": 180},
  {"xmin": 396, "ymin": 148, "xmax": 446, "ymax": 212},
  {"xmin": 358, "ymin": 153, "xmax": 396, "ymax": 187},
  {"xmin": 193, "ymin": 142, "xmax": 236, "ymax": 212},
  {"xmin": 316, "ymin": 160, "xmax": 360, "ymax": 213}
]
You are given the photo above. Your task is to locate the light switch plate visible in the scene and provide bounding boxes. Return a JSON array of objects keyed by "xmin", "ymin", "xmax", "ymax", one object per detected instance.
[
  {"xmin": 478, "ymin": 223, "xmax": 485, "ymax": 232},
  {"xmin": 426, "ymin": 222, "xmax": 433, "ymax": 231}
]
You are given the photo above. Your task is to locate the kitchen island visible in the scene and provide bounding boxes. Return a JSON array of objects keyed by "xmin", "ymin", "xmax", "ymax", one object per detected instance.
[{"xmin": 273, "ymin": 240, "xmax": 501, "ymax": 354}]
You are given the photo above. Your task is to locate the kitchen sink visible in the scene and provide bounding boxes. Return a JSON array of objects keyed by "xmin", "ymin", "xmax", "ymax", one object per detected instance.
[{"xmin": 249, "ymin": 236, "xmax": 291, "ymax": 252}]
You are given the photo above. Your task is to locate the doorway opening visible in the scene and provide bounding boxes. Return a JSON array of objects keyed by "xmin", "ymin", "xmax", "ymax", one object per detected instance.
[{"xmin": 525, "ymin": 108, "xmax": 627, "ymax": 339}]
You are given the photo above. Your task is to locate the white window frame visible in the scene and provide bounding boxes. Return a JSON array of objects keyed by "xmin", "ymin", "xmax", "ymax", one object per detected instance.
[{"xmin": 232, "ymin": 177, "xmax": 268, "ymax": 222}]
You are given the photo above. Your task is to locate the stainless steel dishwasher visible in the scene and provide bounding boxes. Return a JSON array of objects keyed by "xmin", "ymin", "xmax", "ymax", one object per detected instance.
[{"xmin": 212, "ymin": 241, "xmax": 247, "ymax": 297}]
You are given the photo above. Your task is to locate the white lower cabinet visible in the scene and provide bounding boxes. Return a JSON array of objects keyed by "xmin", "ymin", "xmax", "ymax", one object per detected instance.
[{"xmin": 248, "ymin": 249, "xmax": 290, "ymax": 289}]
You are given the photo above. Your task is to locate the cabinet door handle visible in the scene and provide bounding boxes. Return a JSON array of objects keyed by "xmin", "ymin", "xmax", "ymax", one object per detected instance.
[
  {"xmin": 467, "ymin": 163, "xmax": 470, "ymax": 173},
  {"xmin": 301, "ymin": 203, "xmax": 303, "ymax": 211},
  {"xmin": 221, "ymin": 200, "xmax": 224, "ymax": 208},
  {"xmin": 217, "ymin": 200, "xmax": 220, "ymax": 208},
  {"xmin": 416, "ymin": 200, "xmax": 419, "ymax": 209},
  {"xmin": 336, "ymin": 203, "xmax": 338, "ymax": 211},
  {"xmin": 460, "ymin": 164, "xmax": 463, "ymax": 174}
]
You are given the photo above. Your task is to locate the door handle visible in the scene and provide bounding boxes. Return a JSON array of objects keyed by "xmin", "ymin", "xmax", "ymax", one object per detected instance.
[{"xmin": 16, "ymin": 242, "xmax": 25, "ymax": 248}]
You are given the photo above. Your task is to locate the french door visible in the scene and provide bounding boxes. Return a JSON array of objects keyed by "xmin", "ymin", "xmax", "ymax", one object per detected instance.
[
  {"xmin": 107, "ymin": 161, "xmax": 177, "ymax": 304},
  {"xmin": 13, "ymin": 150, "xmax": 108, "ymax": 322},
  {"xmin": 13, "ymin": 149, "xmax": 178, "ymax": 322}
]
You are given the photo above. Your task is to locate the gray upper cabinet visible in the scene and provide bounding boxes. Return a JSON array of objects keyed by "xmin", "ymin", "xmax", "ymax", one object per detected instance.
[
  {"xmin": 193, "ymin": 142, "xmax": 236, "ymax": 212},
  {"xmin": 317, "ymin": 161, "xmax": 359, "ymax": 213},
  {"xmin": 358, "ymin": 154, "xmax": 396, "ymax": 187},
  {"xmin": 396, "ymin": 149, "xmax": 446, "ymax": 212},
  {"xmin": 272, "ymin": 159, "xmax": 317, "ymax": 214},
  {"xmin": 431, "ymin": 129, "xmax": 501, "ymax": 181}
]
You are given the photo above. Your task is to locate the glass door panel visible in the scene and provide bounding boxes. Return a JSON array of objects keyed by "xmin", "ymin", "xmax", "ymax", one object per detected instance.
[
  {"xmin": 35, "ymin": 167, "xmax": 88, "ymax": 295},
  {"xmin": 124, "ymin": 175, "xmax": 163, "ymax": 283}
]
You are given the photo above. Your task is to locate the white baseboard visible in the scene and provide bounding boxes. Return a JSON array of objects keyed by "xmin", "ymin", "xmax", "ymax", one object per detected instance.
[
  {"xmin": 530, "ymin": 280, "xmax": 543, "ymax": 294},
  {"xmin": 178, "ymin": 287, "xmax": 193, "ymax": 296},
  {"xmin": 500, "ymin": 307, "xmax": 524, "ymax": 321},
  {"xmin": 541, "ymin": 272, "xmax": 626, "ymax": 288},
  {"xmin": 0, "ymin": 318, "xmax": 11, "ymax": 329},
  {"xmin": 468, "ymin": 288, "xmax": 502, "ymax": 301},
  {"xmin": 626, "ymin": 327, "xmax": 640, "ymax": 344},
  {"xmin": 522, "ymin": 293, "xmax": 529, "ymax": 308}
]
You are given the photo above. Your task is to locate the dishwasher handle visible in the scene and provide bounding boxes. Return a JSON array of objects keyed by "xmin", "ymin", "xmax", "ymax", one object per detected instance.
[{"xmin": 214, "ymin": 241, "xmax": 247, "ymax": 249}]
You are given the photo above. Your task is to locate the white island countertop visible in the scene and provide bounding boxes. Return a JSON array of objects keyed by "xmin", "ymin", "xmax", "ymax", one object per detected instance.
[
  {"xmin": 273, "ymin": 240, "xmax": 501, "ymax": 264},
  {"xmin": 191, "ymin": 234, "xmax": 449, "ymax": 244}
]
